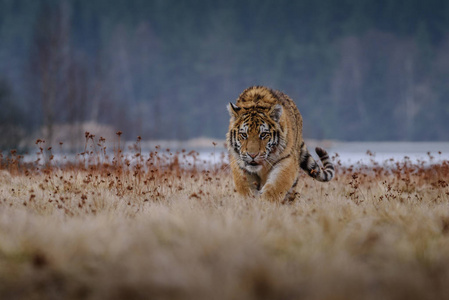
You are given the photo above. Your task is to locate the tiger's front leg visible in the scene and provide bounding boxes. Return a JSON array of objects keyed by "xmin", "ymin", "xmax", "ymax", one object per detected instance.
[
  {"xmin": 260, "ymin": 156, "xmax": 298, "ymax": 202},
  {"xmin": 230, "ymin": 156, "xmax": 258, "ymax": 197}
]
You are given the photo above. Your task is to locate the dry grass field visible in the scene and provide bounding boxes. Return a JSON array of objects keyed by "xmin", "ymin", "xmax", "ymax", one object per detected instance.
[{"xmin": 1, "ymin": 136, "xmax": 449, "ymax": 300}]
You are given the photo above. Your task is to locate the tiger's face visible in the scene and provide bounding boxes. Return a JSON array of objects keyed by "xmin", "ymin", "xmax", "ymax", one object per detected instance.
[{"xmin": 227, "ymin": 103, "xmax": 283, "ymax": 173}]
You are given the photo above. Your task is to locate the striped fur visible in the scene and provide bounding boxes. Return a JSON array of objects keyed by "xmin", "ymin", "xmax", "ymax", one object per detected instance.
[
  {"xmin": 226, "ymin": 86, "xmax": 335, "ymax": 202},
  {"xmin": 299, "ymin": 142, "xmax": 335, "ymax": 182}
]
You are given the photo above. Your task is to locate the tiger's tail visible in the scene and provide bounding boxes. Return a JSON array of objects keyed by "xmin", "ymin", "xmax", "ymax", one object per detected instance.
[{"xmin": 299, "ymin": 142, "xmax": 334, "ymax": 182}]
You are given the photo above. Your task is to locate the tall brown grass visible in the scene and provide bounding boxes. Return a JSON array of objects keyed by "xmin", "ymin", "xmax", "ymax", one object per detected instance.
[{"xmin": 0, "ymin": 135, "xmax": 449, "ymax": 300}]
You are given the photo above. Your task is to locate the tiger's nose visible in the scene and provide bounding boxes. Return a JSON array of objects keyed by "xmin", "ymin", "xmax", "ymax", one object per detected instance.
[{"xmin": 248, "ymin": 152, "xmax": 258, "ymax": 159}]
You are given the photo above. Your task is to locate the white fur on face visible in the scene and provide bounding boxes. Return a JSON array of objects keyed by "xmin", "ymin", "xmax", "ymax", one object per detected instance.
[
  {"xmin": 240, "ymin": 123, "xmax": 248, "ymax": 133},
  {"xmin": 260, "ymin": 123, "xmax": 269, "ymax": 133}
]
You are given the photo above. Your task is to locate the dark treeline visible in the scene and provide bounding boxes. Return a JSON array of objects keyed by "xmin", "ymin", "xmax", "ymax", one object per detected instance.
[{"xmin": 1, "ymin": 0, "xmax": 449, "ymax": 149}]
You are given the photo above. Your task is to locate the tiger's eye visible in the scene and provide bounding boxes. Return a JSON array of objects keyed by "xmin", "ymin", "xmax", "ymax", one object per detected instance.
[
  {"xmin": 260, "ymin": 132, "xmax": 269, "ymax": 139},
  {"xmin": 240, "ymin": 133, "xmax": 247, "ymax": 139}
]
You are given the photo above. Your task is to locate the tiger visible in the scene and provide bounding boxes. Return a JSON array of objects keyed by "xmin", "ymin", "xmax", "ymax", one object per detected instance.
[{"xmin": 226, "ymin": 86, "xmax": 334, "ymax": 202}]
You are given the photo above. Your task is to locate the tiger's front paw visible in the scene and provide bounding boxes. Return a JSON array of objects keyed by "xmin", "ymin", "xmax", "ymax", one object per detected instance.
[{"xmin": 260, "ymin": 184, "xmax": 285, "ymax": 203}]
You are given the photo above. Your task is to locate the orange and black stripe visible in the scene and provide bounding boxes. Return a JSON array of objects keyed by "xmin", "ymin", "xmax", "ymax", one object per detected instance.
[{"xmin": 299, "ymin": 142, "xmax": 334, "ymax": 182}]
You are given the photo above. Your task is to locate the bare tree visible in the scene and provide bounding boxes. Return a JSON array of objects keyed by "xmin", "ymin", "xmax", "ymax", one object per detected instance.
[
  {"xmin": 331, "ymin": 36, "xmax": 366, "ymax": 138},
  {"xmin": 29, "ymin": 1, "xmax": 91, "ymax": 150},
  {"xmin": 100, "ymin": 22, "xmax": 163, "ymax": 139},
  {"xmin": 30, "ymin": 1, "xmax": 71, "ymax": 146}
]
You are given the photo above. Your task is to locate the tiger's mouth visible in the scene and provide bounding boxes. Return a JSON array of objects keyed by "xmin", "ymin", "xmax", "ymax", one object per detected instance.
[{"xmin": 246, "ymin": 161, "xmax": 260, "ymax": 166}]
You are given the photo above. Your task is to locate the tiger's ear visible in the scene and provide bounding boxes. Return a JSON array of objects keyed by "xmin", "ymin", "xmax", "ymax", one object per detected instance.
[
  {"xmin": 270, "ymin": 104, "xmax": 283, "ymax": 123},
  {"xmin": 227, "ymin": 103, "xmax": 241, "ymax": 120}
]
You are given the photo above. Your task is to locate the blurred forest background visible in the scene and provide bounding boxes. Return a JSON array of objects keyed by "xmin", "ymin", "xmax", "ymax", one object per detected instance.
[{"xmin": 1, "ymin": 0, "xmax": 449, "ymax": 150}]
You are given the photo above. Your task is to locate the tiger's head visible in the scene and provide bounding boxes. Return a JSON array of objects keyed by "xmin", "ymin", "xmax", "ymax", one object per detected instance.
[{"xmin": 226, "ymin": 102, "xmax": 284, "ymax": 173}]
